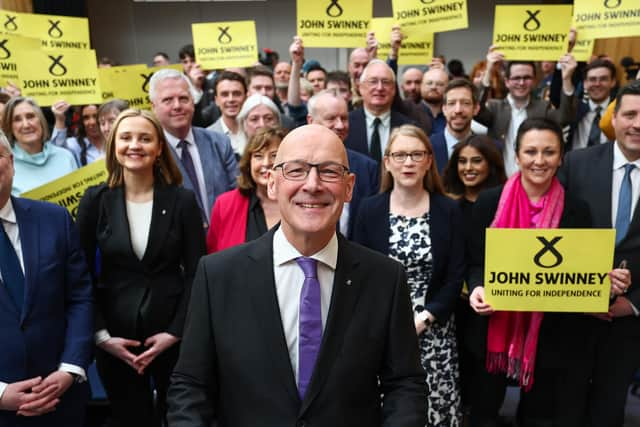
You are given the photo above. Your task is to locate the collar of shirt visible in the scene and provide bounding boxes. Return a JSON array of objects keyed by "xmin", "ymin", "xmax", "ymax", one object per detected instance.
[
  {"xmin": 219, "ymin": 117, "xmax": 243, "ymax": 137},
  {"xmin": 612, "ymin": 141, "xmax": 640, "ymax": 171},
  {"xmin": 444, "ymin": 127, "xmax": 471, "ymax": 154},
  {"xmin": 588, "ymin": 98, "xmax": 609, "ymax": 113},
  {"xmin": 273, "ymin": 226, "xmax": 338, "ymax": 271},
  {"xmin": 507, "ymin": 93, "xmax": 530, "ymax": 112},
  {"xmin": 164, "ymin": 128, "xmax": 196, "ymax": 152},
  {"xmin": 363, "ymin": 108, "xmax": 391, "ymax": 130},
  {"xmin": 0, "ymin": 197, "xmax": 15, "ymax": 225}
]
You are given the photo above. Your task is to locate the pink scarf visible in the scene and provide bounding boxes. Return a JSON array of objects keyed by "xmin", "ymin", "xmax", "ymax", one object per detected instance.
[{"xmin": 486, "ymin": 172, "xmax": 564, "ymax": 391}]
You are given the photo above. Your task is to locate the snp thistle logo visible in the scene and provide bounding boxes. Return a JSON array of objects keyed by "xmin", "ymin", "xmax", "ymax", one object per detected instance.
[{"xmin": 533, "ymin": 236, "xmax": 563, "ymax": 269}]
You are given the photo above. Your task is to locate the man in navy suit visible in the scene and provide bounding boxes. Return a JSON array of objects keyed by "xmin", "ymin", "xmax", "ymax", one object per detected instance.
[
  {"xmin": 431, "ymin": 79, "xmax": 481, "ymax": 174},
  {"xmin": 150, "ymin": 69, "xmax": 238, "ymax": 225},
  {"xmin": 567, "ymin": 59, "xmax": 617, "ymax": 151},
  {"xmin": 0, "ymin": 132, "xmax": 93, "ymax": 426},
  {"xmin": 344, "ymin": 59, "xmax": 414, "ymax": 162},
  {"xmin": 307, "ymin": 90, "xmax": 380, "ymax": 239}
]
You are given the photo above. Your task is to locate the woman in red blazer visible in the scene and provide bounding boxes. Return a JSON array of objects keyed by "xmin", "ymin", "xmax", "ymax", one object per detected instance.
[{"xmin": 206, "ymin": 127, "xmax": 285, "ymax": 253}]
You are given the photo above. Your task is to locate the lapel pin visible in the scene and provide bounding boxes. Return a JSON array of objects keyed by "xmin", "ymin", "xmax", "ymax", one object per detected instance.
[
  {"xmin": 346, "ymin": 279, "xmax": 352, "ymax": 286},
  {"xmin": 161, "ymin": 209, "xmax": 166, "ymax": 215}
]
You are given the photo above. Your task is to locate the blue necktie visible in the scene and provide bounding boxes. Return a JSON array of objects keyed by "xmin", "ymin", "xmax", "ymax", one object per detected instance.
[
  {"xmin": 177, "ymin": 140, "xmax": 205, "ymax": 214},
  {"xmin": 296, "ymin": 256, "xmax": 322, "ymax": 399},
  {"xmin": 0, "ymin": 222, "xmax": 25, "ymax": 312},
  {"xmin": 615, "ymin": 163, "xmax": 636, "ymax": 245}
]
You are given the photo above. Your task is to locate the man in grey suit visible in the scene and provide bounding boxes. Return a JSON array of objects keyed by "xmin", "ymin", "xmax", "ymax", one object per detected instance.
[
  {"xmin": 558, "ymin": 81, "xmax": 640, "ymax": 427},
  {"xmin": 207, "ymin": 71, "xmax": 248, "ymax": 157},
  {"xmin": 150, "ymin": 69, "xmax": 238, "ymax": 225},
  {"xmin": 167, "ymin": 124, "xmax": 426, "ymax": 427},
  {"xmin": 476, "ymin": 46, "xmax": 577, "ymax": 175}
]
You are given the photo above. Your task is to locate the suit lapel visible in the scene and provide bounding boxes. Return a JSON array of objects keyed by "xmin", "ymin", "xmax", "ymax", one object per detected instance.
[
  {"xmin": 103, "ymin": 187, "xmax": 137, "ymax": 259},
  {"xmin": 300, "ymin": 236, "xmax": 363, "ymax": 413},
  {"xmin": 247, "ymin": 230, "xmax": 300, "ymax": 405},
  {"xmin": 141, "ymin": 184, "xmax": 177, "ymax": 265},
  {"xmin": 12, "ymin": 198, "xmax": 36, "ymax": 322},
  {"xmin": 591, "ymin": 144, "xmax": 614, "ymax": 227}
]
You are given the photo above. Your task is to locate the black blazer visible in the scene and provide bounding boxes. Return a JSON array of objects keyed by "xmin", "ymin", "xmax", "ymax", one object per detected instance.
[
  {"xmin": 167, "ymin": 228, "xmax": 427, "ymax": 427},
  {"xmin": 352, "ymin": 191, "xmax": 465, "ymax": 323},
  {"xmin": 344, "ymin": 108, "xmax": 415, "ymax": 159},
  {"xmin": 558, "ymin": 142, "xmax": 640, "ymax": 309},
  {"xmin": 76, "ymin": 183, "xmax": 206, "ymax": 339},
  {"xmin": 465, "ymin": 185, "xmax": 592, "ymax": 361}
]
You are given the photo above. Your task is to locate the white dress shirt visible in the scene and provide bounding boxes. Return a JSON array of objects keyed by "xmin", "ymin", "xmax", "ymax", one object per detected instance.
[
  {"xmin": 364, "ymin": 108, "xmax": 391, "ymax": 155},
  {"xmin": 611, "ymin": 142, "xmax": 640, "ymax": 228},
  {"xmin": 573, "ymin": 99, "xmax": 610, "ymax": 150},
  {"xmin": 0, "ymin": 199, "xmax": 86, "ymax": 400},
  {"xmin": 444, "ymin": 127, "xmax": 472, "ymax": 158},
  {"xmin": 164, "ymin": 129, "xmax": 209, "ymax": 210},
  {"xmin": 272, "ymin": 227, "xmax": 336, "ymax": 383},
  {"xmin": 504, "ymin": 94, "xmax": 529, "ymax": 177},
  {"xmin": 219, "ymin": 119, "xmax": 247, "ymax": 157}
]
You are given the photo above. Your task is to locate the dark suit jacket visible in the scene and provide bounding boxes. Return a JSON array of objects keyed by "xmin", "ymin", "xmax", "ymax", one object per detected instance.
[
  {"xmin": 344, "ymin": 108, "xmax": 415, "ymax": 159},
  {"xmin": 346, "ymin": 148, "xmax": 380, "ymax": 239},
  {"xmin": 76, "ymin": 183, "xmax": 206, "ymax": 340},
  {"xmin": 475, "ymin": 91, "xmax": 576, "ymax": 142},
  {"xmin": 558, "ymin": 142, "xmax": 640, "ymax": 309},
  {"xmin": 466, "ymin": 185, "xmax": 592, "ymax": 361},
  {"xmin": 566, "ymin": 97, "xmax": 613, "ymax": 151},
  {"xmin": 167, "ymin": 229, "xmax": 426, "ymax": 427},
  {"xmin": 431, "ymin": 132, "xmax": 450, "ymax": 176},
  {"xmin": 167, "ymin": 127, "xmax": 239, "ymax": 222},
  {"xmin": 0, "ymin": 197, "xmax": 93, "ymax": 426},
  {"xmin": 352, "ymin": 192, "xmax": 465, "ymax": 323}
]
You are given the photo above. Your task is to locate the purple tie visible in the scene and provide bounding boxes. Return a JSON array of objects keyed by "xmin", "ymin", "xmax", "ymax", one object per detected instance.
[{"xmin": 296, "ymin": 256, "xmax": 322, "ymax": 399}]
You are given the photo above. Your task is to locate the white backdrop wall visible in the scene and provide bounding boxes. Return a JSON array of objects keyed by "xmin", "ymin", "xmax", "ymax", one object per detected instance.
[{"xmin": 88, "ymin": 0, "xmax": 536, "ymax": 73}]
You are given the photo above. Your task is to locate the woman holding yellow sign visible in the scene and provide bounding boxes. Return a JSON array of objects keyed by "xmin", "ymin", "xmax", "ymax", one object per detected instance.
[
  {"xmin": 467, "ymin": 118, "xmax": 630, "ymax": 426},
  {"xmin": 2, "ymin": 97, "xmax": 77, "ymax": 195}
]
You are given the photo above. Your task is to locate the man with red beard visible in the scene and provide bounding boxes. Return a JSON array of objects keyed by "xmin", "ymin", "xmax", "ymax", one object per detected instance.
[
  {"xmin": 419, "ymin": 66, "xmax": 449, "ymax": 136},
  {"xmin": 207, "ymin": 71, "xmax": 248, "ymax": 157}
]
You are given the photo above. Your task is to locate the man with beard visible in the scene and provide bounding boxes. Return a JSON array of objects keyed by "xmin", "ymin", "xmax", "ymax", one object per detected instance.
[
  {"xmin": 274, "ymin": 61, "xmax": 292, "ymax": 106},
  {"xmin": 401, "ymin": 67, "xmax": 423, "ymax": 103},
  {"xmin": 431, "ymin": 79, "xmax": 481, "ymax": 174},
  {"xmin": 207, "ymin": 71, "xmax": 248, "ymax": 158},
  {"xmin": 419, "ymin": 66, "xmax": 449, "ymax": 136}
]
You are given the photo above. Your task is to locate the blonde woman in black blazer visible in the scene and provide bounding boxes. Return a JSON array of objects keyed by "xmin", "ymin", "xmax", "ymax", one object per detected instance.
[{"xmin": 77, "ymin": 109, "xmax": 206, "ymax": 427}]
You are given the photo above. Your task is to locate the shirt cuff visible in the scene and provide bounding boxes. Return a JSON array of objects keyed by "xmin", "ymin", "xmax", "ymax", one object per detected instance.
[
  {"xmin": 58, "ymin": 364, "xmax": 86, "ymax": 383},
  {"xmin": 0, "ymin": 382, "xmax": 7, "ymax": 401},
  {"xmin": 94, "ymin": 329, "xmax": 111, "ymax": 345}
]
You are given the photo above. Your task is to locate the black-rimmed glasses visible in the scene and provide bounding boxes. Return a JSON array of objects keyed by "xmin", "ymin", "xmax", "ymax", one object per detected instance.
[{"xmin": 273, "ymin": 161, "xmax": 349, "ymax": 182}]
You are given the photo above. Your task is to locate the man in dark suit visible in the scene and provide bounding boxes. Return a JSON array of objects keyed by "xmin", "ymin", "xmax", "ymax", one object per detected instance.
[
  {"xmin": 167, "ymin": 124, "xmax": 426, "ymax": 427},
  {"xmin": 306, "ymin": 90, "xmax": 380, "ymax": 239},
  {"xmin": 419, "ymin": 66, "xmax": 449, "ymax": 136},
  {"xmin": 150, "ymin": 69, "xmax": 238, "ymax": 225},
  {"xmin": 344, "ymin": 59, "xmax": 414, "ymax": 162},
  {"xmin": 475, "ymin": 46, "xmax": 577, "ymax": 175},
  {"xmin": 567, "ymin": 59, "xmax": 617, "ymax": 151},
  {"xmin": 0, "ymin": 133, "xmax": 93, "ymax": 426},
  {"xmin": 557, "ymin": 81, "xmax": 640, "ymax": 427},
  {"xmin": 431, "ymin": 79, "xmax": 481, "ymax": 174}
]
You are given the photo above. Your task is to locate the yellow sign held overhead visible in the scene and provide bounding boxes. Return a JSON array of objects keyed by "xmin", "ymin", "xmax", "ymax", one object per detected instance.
[
  {"xmin": 0, "ymin": 34, "xmax": 40, "ymax": 87},
  {"xmin": 297, "ymin": 0, "xmax": 373, "ymax": 48},
  {"xmin": 484, "ymin": 228, "xmax": 615, "ymax": 312},
  {"xmin": 16, "ymin": 48, "xmax": 101, "ymax": 106},
  {"xmin": 492, "ymin": 5, "xmax": 573, "ymax": 61},
  {"xmin": 392, "ymin": 0, "xmax": 468, "ymax": 34},
  {"xmin": 572, "ymin": 37, "xmax": 595, "ymax": 62},
  {"xmin": 0, "ymin": 9, "xmax": 90, "ymax": 50},
  {"xmin": 21, "ymin": 159, "xmax": 107, "ymax": 219},
  {"xmin": 369, "ymin": 18, "xmax": 433, "ymax": 66},
  {"xmin": 573, "ymin": 0, "xmax": 640, "ymax": 40},
  {"xmin": 192, "ymin": 21, "xmax": 258, "ymax": 69}
]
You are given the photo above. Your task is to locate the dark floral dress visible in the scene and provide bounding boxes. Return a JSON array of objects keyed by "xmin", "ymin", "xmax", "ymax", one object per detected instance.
[{"xmin": 389, "ymin": 212, "xmax": 462, "ymax": 426}]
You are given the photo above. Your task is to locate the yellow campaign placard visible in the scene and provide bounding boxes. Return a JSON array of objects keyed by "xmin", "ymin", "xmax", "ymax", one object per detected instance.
[
  {"xmin": 15, "ymin": 48, "xmax": 101, "ymax": 106},
  {"xmin": 493, "ymin": 5, "xmax": 573, "ymax": 61},
  {"xmin": 572, "ymin": 37, "xmax": 595, "ymax": 62},
  {"xmin": 484, "ymin": 228, "xmax": 615, "ymax": 313},
  {"xmin": 0, "ymin": 34, "xmax": 40, "ymax": 87},
  {"xmin": 192, "ymin": 21, "xmax": 258, "ymax": 69},
  {"xmin": 369, "ymin": 18, "xmax": 433, "ymax": 66},
  {"xmin": 392, "ymin": 0, "xmax": 468, "ymax": 34},
  {"xmin": 573, "ymin": 0, "xmax": 640, "ymax": 40},
  {"xmin": 20, "ymin": 159, "xmax": 107, "ymax": 219},
  {"xmin": 0, "ymin": 10, "xmax": 90, "ymax": 49},
  {"xmin": 98, "ymin": 64, "xmax": 149, "ymax": 108},
  {"xmin": 297, "ymin": 0, "xmax": 373, "ymax": 48}
]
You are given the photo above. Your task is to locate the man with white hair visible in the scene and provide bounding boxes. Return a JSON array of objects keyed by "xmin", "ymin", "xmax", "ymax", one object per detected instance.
[
  {"xmin": 149, "ymin": 69, "xmax": 238, "ymax": 225},
  {"xmin": 344, "ymin": 59, "xmax": 414, "ymax": 162}
]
